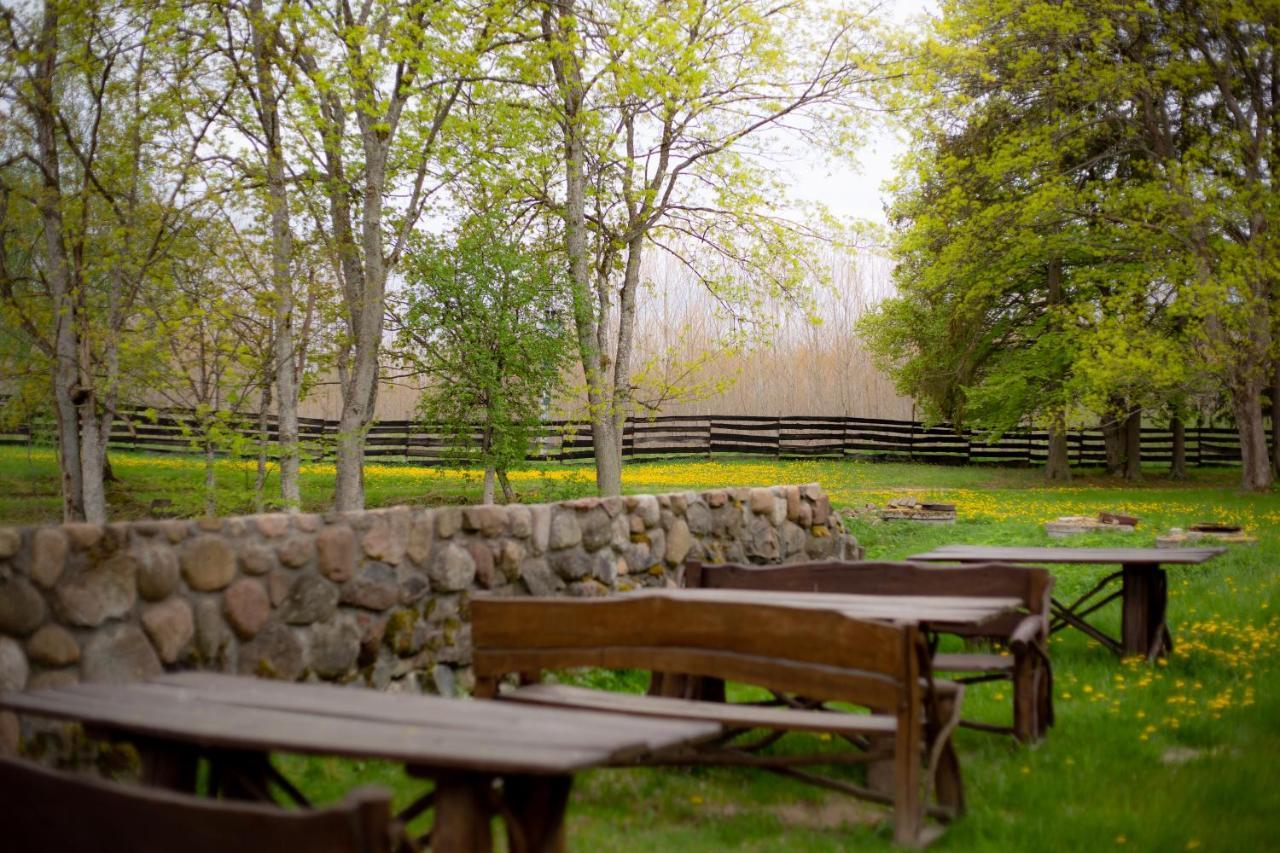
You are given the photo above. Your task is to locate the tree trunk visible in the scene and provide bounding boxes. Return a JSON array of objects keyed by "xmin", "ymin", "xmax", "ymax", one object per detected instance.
[
  {"xmin": 1123, "ymin": 409, "xmax": 1143, "ymax": 482},
  {"xmin": 1271, "ymin": 360, "xmax": 1280, "ymax": 478},
  {"xmin": 1102, "ymin": 414, "xmax": 1124, "ymax": 476},
  {"xmin": 482, "ymin": 466, "xmax": 496, "ymax": 505},
  {"xmin": 204, "ymin": 435, "xmax": 217, "ymax": 517},
  {"xmin": 1170, "ymin": 414, "xmax": 1187, "ymax": 480},
  {"xmin": 249, "ymin": 0, "xmax": 300, "ymax": 511},
  {"xmin": 78, "ymin": 402, "xmax": 108, "ymax": 522},
  {"xmin": 498, "ymin": 469, "xmax": 514, "ymax": 503},
  {"xmin": 255, "ymin": 384, "xmax": 272, "ymax": 513},
  {"xmin": 1233, "ymin": 381, "xmax": 1274, "ymax": 492},
  {"xmin": 1045, "ymin": 422, "xmax": 1071, "ymax": 482}
]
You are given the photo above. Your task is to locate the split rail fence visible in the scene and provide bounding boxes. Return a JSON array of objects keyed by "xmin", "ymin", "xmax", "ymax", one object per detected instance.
[{"xmin": 0, "ymin": 409, "xmax": 1245, "ymax": 468}]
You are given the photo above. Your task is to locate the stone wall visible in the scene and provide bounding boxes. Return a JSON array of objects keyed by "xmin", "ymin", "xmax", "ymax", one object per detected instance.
[{"xmin": 0, "ymin": 484, "xmax": 856, "ymax": 715}]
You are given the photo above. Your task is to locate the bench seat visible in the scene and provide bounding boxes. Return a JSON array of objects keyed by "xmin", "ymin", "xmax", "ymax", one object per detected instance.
[{"xmin": 932, "ymin": 653, "xmax": 1014, "ymax": 674}]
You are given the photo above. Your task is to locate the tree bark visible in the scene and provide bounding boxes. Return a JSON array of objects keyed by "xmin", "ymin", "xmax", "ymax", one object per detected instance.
[
  {"xmin": 249, "ymin": 0, "xmax": 301, "ymax": 511},
  {"xmin": 1170, "ymin": 414, "xmax": 1187, "ymax": 480},
  {"xmin": 1233, "ymin": 380, "xmax": 1274, "ymax": 492},
  {"xmin": 203, "ymin": 435, "xmax": 217, "ymax": 517},
  {"xmin": 1271, "ymin": 360, "xmax": 1280, "ymax": 478},
  {"xmin": 1045, "ymin": 422, "xmax": 1071, "ymax": 482},
  {"xmin": 1102, "ymin": 413, "xmax": 1124, "ymax": 476},
  {"xmin": 1123, "ymin": 409, "xmax": 1143, "ymax": 482}
]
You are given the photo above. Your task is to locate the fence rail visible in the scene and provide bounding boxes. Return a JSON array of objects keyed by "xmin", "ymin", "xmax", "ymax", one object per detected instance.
[{"xmin": 0, "ymin": 407, "xmax": 1245, "ymax": 468}]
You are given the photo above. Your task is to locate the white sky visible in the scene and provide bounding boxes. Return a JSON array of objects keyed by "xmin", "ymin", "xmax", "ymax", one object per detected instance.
[{"xmin": 786, "ymin": 0, "xmax": 936, "ymax": 228}]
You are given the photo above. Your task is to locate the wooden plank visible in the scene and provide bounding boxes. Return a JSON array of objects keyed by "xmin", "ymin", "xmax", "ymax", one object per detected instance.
[
  {"xmin": 909, "ymin": 545, "xmax": 1225, "ymax": 565},
  {"xmin": 633, "ymin": 588, "xmax": 1020, "ymax": 625},
  {"xmin": 147, "ymin": 674, "xmax": 715, "ymax": 752},
  {"xmin": 0, "ymin": 685, "xmax": 712, "ymax": 774},
  {"xmin": 505, "ymin": 684, "xmax": 898, "ymax": 735}
]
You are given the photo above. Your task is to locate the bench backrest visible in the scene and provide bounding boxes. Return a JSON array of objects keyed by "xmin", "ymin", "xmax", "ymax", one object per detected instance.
[
  {"xmin": 685, "ymin": 559, "xmax": 1052, "ymax": 637},
  {"xmin": 0, "ymin": 755, "xmax": 394, "ymax": 853},
  {"xmin": 471, "ymin": 594, "xmax": 924, "ymax": 711}
]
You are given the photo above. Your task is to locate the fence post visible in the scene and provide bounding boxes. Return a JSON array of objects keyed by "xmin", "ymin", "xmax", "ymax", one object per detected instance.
[
  {"xmin": 775, "ymin": 416, "xmax": 782, "ymax": 459},
  {"xmin": 706, "ymin": 419, "xmax": 713, "ymax": 459}
]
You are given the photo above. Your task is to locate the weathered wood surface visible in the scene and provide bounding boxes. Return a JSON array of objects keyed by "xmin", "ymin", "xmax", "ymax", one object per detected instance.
[
  {"xmin": 909, "ymin": 546, "xmax": 1224, "ymax": 661},
  {"xmin": 908, "ymin": 545, "xmax": 1225, "ymax": 565},
  {"xmin": 0, "ymin": 677, "xmax": 720, "ymax": 775},
  {"xmin": 472, "ymin": 594, "xmax": 965, "ymax": 846},
  {"xmin": 682, "ymin": 560, "xmax": 1054, "ymax": 743},
  {"xmin": 0, "ymin": 754, "xmax": 396, "ymax": 853}
]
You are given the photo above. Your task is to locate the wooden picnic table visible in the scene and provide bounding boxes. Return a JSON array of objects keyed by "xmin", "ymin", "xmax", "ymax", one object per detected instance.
[
  {"xmin": 622, "ymin": 587, "xmax": 1023, "ymax": 634},
  {"xmin": 907, "ymin": 545, "xmax": 1225, "ymax": 659},
  {"xmin": 0, "ymin": 672, "xmax": 719, "ymax": 853}
]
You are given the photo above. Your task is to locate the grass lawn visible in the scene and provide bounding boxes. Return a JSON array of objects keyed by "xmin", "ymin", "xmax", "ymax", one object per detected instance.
[{"xmin": 3, "ymin": 447, "xmax": 1278, "ymax": 850}]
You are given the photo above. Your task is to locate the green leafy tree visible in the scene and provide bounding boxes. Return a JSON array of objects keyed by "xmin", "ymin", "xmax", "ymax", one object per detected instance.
[{"xmin": 398, "ymin": 214, "xmax": 572, "ymax": 504}]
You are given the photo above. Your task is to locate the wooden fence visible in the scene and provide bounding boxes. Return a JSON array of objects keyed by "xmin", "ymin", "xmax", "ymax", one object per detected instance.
[{"xmin": 0, "ymin": 408, "xmax": 1245, "ymax": 467}]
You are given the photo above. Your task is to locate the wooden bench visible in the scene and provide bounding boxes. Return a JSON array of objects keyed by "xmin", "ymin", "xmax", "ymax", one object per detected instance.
[
  {"xmin": 472, "ymin": 594, "xmax": 966, "ymax": 846},
  {"xmin": 683, "ymin": 560, "xmax": 1055, "ymax": 742},
  {"xmin": 0, "ymin": 754, "xmax": 399, "ymax": 853}
]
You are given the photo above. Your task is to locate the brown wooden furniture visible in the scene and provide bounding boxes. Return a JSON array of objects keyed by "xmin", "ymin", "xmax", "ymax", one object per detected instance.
[
  {"xmin": 471, "ymin": 593, "xmax": 1008, "ymax": 846},
  {"xmin": 0, "ymin": 673, "xmax": 718, "ymax": 853},
  {"xmin": 0, "ymin": 753, "xmax": 395, "ymax": 853},
  {"xmin": 908, "ymin": 545, "xmax": 1225, "ymax": 659},
  {"xmin": 682, "ymin": 560, "xmax": 1055, "ymax": 743}
]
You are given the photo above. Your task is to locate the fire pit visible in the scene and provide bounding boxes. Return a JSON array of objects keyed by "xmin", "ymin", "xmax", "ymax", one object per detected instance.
[
  {"xmin": 879, "ymin": 497, "xmax": 957, "ymax": 524},
  {"xmin": 1044, "ymin": 512, "xmax": 1138, "ymax": 538},
  {"xmin": 1157, "ymin": 524, "xmax": 1256, "ymax": 548}
]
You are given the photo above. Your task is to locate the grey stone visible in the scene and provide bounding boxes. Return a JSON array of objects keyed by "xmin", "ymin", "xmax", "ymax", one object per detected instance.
[
  {"xmin": 136, "ymin": 545, "xmax": 180, "ymax": 600},
  {"xmin": 784, "ymin": 486, "xmax": 803, "ymax": 522},
  {"xmin": 280, "ymin": 573, "xmax": 340, "ymax": 625},
  {"xmin": 224, "ymin": 578, "xmax": 271, "ymax": 638},
  {"xmin": 195, "ymin": 598, "xmax": 230, "ymax": 662},
  {"xmin": 30, "ymin": 528, "xmax": 68, "ymax": 588},
  {"xmin": 624, "ymin": 542, "xmax": 652, "ymax": 574},
  {"xmin": 610, "ymin": 514, "xmax": 631, "ymax": 549},
  {"xmin": 0, "ymin": 528, "xmax": 19, "ymax": 559},
  {"xmin": 180, "ymin": 535, "xmax": 237, "ymax": 591},
  {"xmin": 0, "ymin": 576, "xmax": 46, "ymax": 636},
  {"xmin": 813, "ymin": 495, "xmax": 832, "ymax": 526},
  {"xmin": 770, "ymin": 497, "xmax": 787, "ymax": 526},
  {"xmin": 431, "ymin": 664, "xmax": 457, "ymax": 698},
  {"xmin": 27, "ymin": 624, "xmax": 80, "ymax": 667},
  {"xmin": 255, "ymin": 514, "xmax": 291, "ymax": 538},
  {"xmin": 591, "ymin": 550, "xmax": 619, "ymax": 585},
  {"xmin": 277, "ymin": 535, "xmax": 317, "ymax": 569},
  {"xmin": 239, "ymin": 543, "xmax": 277, "ymax": 576},
  {"xmin": 463, "ymin": 505, "xmax": 508, "ymax": 536},
  {"xmin": 530, "ymin": 505, "xmax": 551, "ymax": 554},
  {"xmin": 63, "ymin": 522, "xmax": 104, "ymax": 550},
  {"xmin": 267, "ymin": 569, "xmax": 291, "ymax": 606},
  {"xmin": 435, "ymin": 507, "xmax": 463, "ymax": 539},
  {"xmin": 340, "ymin": 564, "xmax": 400, "ymax": 611},
  {"xmin": 568, "ymin": 579, "xmax": 610, "ymax": 597},
  {"xmin": 520, "ymin": 558, "xmax": 564, "ymax": 596},
  {"xmin": 745, "ymin": 515, "xmax": 780, "ymax": 562},
  {"xmin": 310, "ymin": 618, "xmax": 360, "ymax": 679},
  {"xmin": 141, "ymin": 597, "xmax": 194, "ymax": 663},
  {"xmin": 83, "ymin": 624, "xmax": 162, "ymax": 683},
  {"xmin": 0, "ymin": 637, "xmax": 28, "ymax": 693},
  {"xmin": 548, "ymin": 511, "xmax": 582, "ymax": 549},
  {"xmin": 705, "ymin": 490, "xmax": 728, "ymax": 508},
  {"xmin": 407, "ymin": 513, "xmax": 434, "ymax": 565},
  {"xmin": 580, "ymin": 508, "xmax": 612, "ymax": 551},
  {"xmin": 28, "ymin": 669, "xmax": 79, "ymax": 691},
  {"xmin": 54, "ymin": 554, "xmax": 136, "ymax": 627},
  {"xmin": 497, "ymin": 540, "xmax": 525, "ymax": 581},
  {"xmin": 508, "ymin": 506, "xmax": 533, "ymax": 538},
  {"xmin": 711, "ymin": 504, "xmax": 745, "ymax": 538},
  {"xmin": 550, "ymin": 548, "xmax": 592, "ymax": 581},
  {"xmin": 196, "ymin": 517, "xmax": 224, "ymax": 533},
  {"xmin": 781, "ymin": 521, "xmax": 807, "ymax": 559},
  {"xmin": 601, "ymin": 496, "xmax": 625, "ymax": 517},
  {"xmin": 399, "ymin": 574, "xmax": 429, "ymax": 605},
  {"xmin": 665, "ymin": 519, "xmax": 692, "ymax": 565},
  {"xmin": 632, "ymin": 495, "xmax": 660, "ymax": 527},
  {"xmin": 237, "ymin": 621, "xmax": 304, "ymax": 680},
  {"xmin": 647, "ymin": 527, "xmax": 666, "ymax": 566},
  {"xmin": 295, "ymin": 514, "xmax": 321, "ymax": 532},
  {"xmin": 686, "ymin": 502, "xmax": 712, "ymax": 535},
  {"xmin": 429, "ymin": 544, "xmax": 475, "ymax": 592}
]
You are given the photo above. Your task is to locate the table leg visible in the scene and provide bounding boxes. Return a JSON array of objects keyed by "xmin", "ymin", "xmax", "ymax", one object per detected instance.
[
  {"xmin": 432, "ymin": 772, "xmax": 495, "ymax": 853},
  {"xmin": 1121, "ymin": 564, "xmax": 1168, "ymax": 658},
  {"xmin": 135, "ymin": 738, "xmax": 198, "ymax": 793},
  {"xmin": 504, "ymin": 773, "xmax": 572, "ymax": 853}
]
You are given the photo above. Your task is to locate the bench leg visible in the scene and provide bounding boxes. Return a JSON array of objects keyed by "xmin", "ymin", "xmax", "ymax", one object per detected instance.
[
  {"xmin": 504, "ymin": 773, "xmax": 572, "ymax": 853},
  {"xmin": 1121, "ymin": 565, "xmax": 1167, "ymax": 659},
  {"xmin": 433, "ymin": 772, "xmax": 495, "ymax": 853}
]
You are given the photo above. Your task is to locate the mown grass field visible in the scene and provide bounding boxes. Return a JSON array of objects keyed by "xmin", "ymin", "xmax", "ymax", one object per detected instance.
[{"xmin": 3, "ymin": 447, "xmax": 1278, "ymax": 850}]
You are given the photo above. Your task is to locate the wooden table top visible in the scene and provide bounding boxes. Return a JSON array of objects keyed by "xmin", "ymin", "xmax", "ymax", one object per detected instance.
[
  {"xmin": 907, "ymin": 545, "xmax": 1226, "ymax": 566},
  {"xmin": 0, "ymin": 673, "xmax": 721, "ymax": 775},
  {"xmin": 625, "ymin": 588, "xmax": 1023, "ymax": 626}
]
